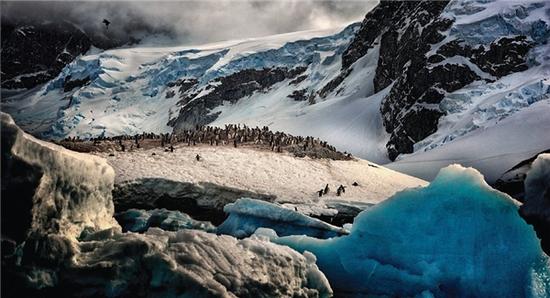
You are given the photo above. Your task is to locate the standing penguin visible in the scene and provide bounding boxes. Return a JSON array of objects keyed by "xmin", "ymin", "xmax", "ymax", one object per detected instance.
[{"xmin": 323, "ymin": 184, "xmax": 329, "ymax": 195}]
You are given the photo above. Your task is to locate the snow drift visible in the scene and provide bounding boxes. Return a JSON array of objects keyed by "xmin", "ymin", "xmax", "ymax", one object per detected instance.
[
  {"xmin": 274, "ymin": 165, "xmax": 550, "ymax": 297},
  {"xmin": 104, "ymin": 145, "xmax": 426, "ymax": 210}
]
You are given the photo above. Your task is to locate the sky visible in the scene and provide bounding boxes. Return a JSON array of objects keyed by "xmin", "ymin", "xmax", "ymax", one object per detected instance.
[{"xmin": 1, "ymin": 1, "xmax": 378, "ymax": 45}]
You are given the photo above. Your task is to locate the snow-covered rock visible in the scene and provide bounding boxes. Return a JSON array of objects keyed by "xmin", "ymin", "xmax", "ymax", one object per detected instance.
[
  {"xmin": 521, "ymin": 153, "xmax": 550, "ymax": 255},
  {"xmin": 275, "ymin": 165, "xmax": 550, "ymax": 297},
  {"xmin": 1, "ymin": 22, "xmax": 92, "ymax": 90},
  {"xmin": 1, "ymin": 112, "xmax": 118, "ymax": 243},
  {"xmin": 217, "ymin": 198, "xmax": 348, "ymax": 239},
  {"xmin": 388, "ymin": 100, "xmax": 550, "ymax": 183}
]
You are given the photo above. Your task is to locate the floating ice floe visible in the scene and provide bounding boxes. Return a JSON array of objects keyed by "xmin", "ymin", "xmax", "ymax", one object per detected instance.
[{"xmin": 217, "ymin": 198, "xmax": 349, "ymax": 239}]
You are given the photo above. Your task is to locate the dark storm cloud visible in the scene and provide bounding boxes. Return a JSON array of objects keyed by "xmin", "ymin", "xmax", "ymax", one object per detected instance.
[{"xmin": 1, "ymin": 0, "xmax": 378, "ymax": 45}]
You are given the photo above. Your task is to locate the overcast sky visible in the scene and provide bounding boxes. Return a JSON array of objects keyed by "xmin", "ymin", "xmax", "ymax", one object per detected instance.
[{"xmin": 1, "ymin": 1, "xmax": 378, "ymax": 45}]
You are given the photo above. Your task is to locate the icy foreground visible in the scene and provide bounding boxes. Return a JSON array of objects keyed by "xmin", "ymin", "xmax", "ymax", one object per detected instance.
[
  {"xmin": 1, "ymin": 112, "xmax": 118, "ymax": 241},
  {"xmin": 275, "ymin": 165, "xmax": 550, "ymax": 297},
  {"xmin": 1, "ymin": 113, "xmax": 332, "ymax": 297}
]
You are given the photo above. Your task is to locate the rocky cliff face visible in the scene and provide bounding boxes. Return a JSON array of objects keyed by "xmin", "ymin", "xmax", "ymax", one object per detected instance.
[
  {"xmin": 519, "ymin": 154, "xmax": 550, "ymax": 255},
  {"xmin": 0, "ymin": 20, "xmax": 137, "ymax": 91},
  {"xmin": 170, "ymin": 67, "xmax": 307, "ymax": 131},
  {"xmin": 324, "ymin": 0, "xmax": 541, "ymax": 160},
  {"xmin": 1, "ymin": 22, "xmax": 92, "ymax": 89}
]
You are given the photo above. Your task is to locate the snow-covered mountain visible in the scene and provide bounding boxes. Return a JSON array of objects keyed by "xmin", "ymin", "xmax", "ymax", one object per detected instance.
[{"xmin": 2, "ymin": 0, "xmax": 550, "ymax": 182}]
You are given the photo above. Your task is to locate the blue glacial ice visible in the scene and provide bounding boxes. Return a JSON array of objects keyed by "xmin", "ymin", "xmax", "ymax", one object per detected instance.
[
  {"xmin": 273, "ymin": 165, "xmax": 550, "ymax": 297},
  {"xmin": 217, "ymin": 198, "xmax": 349, "ymax": 239}
]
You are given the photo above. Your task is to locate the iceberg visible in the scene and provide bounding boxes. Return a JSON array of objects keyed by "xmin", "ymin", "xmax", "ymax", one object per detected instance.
[
  {"xmin": 275, "ymin": 165, "xmax": 550, "ymax": 297},
  {"xmin": 1, "ymin": 112, "xmax": 119, "ymax": 242},
  {"xmin": 217, "ymin": 198, "xmax": 349, "ymax": 239}
]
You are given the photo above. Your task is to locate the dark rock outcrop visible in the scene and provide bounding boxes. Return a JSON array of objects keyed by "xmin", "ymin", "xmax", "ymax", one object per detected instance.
[
  {"xmin": 113, "ymin": 178, "xmax": 277, "ymax": 225},
  {"xmin": 494, "ymin": 150, "xmax": 550, "ymax": 200},
  {"xmin": 170, "ymin": 67, "xmax": 307, "ymax": 131},
  {"xmin": 320, "ymin": 0, "xmax": 537, "ymax": 160},
  {"xmin": 288, "ymin": 89, "xmax": 308, "ymax": 101},
  {"xmin": 1, "ymin": 22, "xmax": 92, "ymax": 89},
  {"xmin": 519, "ymin": 154, "xmax": 550, "ymax": 255},
  {"xmin": 63, "ymin": 75, "xmax": 91, "ymax": 92}
]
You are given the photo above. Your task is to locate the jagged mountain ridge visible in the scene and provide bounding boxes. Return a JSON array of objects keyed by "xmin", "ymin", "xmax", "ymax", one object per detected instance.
[
  {"xmin": 0, "ymin": 19, "xmax": 149, "ymax": 90},
  {"xmin": 0, "ymin": 21, "xmax": 92, "ymax": 90},
  {"xmin": 2, "ymin": 0, "xmax": 549, "ymax": 180}
]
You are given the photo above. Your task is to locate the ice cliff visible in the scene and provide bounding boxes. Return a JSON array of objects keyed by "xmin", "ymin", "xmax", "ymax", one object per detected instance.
[{"xmin": 1, "ymin": 112, "xmax": 118, "ymax": 242}]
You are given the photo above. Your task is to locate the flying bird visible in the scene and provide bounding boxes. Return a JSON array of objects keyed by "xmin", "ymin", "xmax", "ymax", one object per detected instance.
[{"xmin": 102, "ymin": 19, "xmax": 111, "ymax": 29}]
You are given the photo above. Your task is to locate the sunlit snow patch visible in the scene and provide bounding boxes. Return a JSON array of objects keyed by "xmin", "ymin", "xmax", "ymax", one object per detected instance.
[{"xmin": 274, "ymin": 165, "xmax": 550, "ymax": 297}]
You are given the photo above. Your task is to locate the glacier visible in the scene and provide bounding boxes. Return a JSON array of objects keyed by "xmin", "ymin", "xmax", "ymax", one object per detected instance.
[
  {"xmin": 1, "ymin": 24, "xmax": 358, "ymax": 141},
  {"xmin": 273, "ymin": 165, "xmax": 550, "ymax": 297}
]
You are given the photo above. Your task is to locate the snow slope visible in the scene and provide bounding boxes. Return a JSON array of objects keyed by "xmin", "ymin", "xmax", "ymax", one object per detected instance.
[
  {"xmin": 100, "ymin": 144, "xmax": 426, "ymax": 209},
  {"xmin": 3, "ymin": 0, "xmax": 550, "ymax": 182},
  {"xmin": 389, "ymin": 100, "xmax": 550, "ymax": 182},
  {"xmin": 209, "ymin": 46, "xmax": 389, "ymax": 163},
  {"xmin": 1, "ymin": 24, "xmax": 357, "ymax": 138}
]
